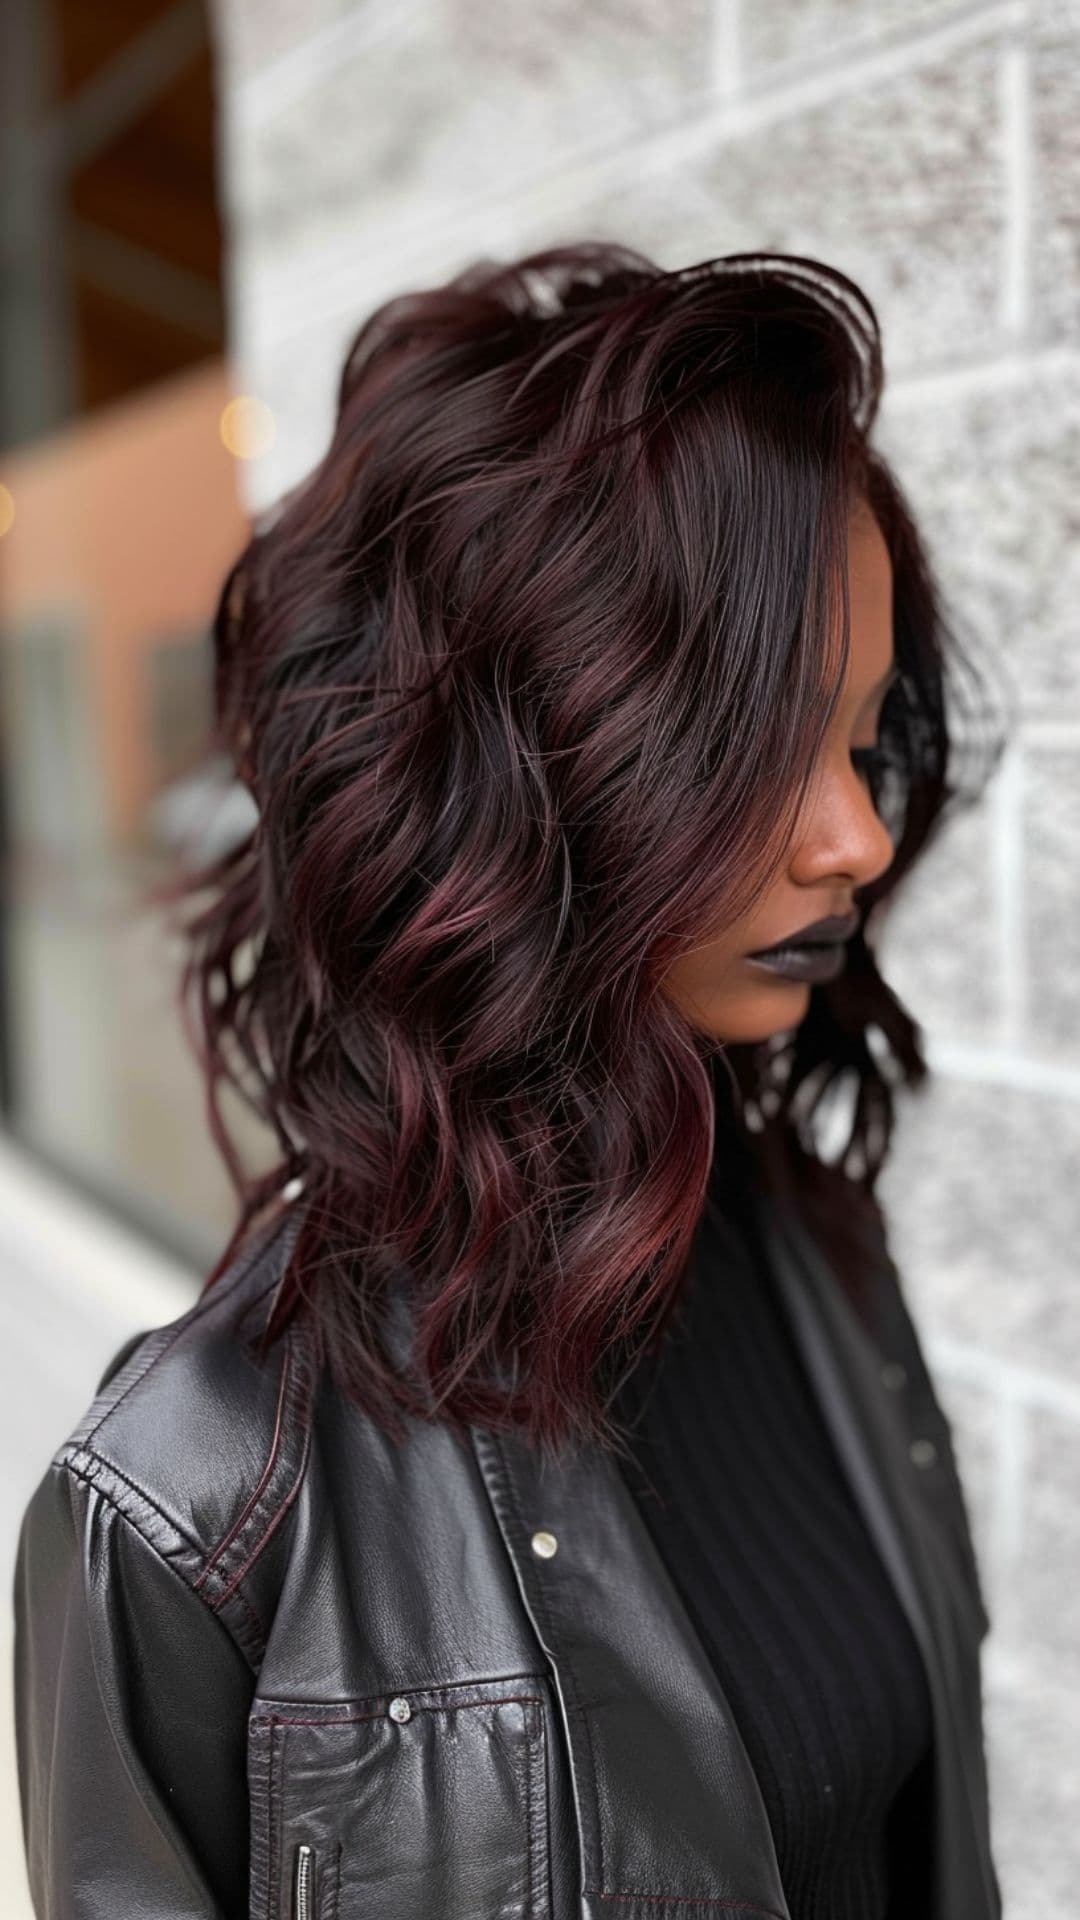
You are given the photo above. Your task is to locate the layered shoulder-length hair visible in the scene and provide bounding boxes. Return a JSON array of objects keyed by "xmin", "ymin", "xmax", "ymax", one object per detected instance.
[{"xmin": 165, "ymin": 242, "xmax": 1008, "ymax": 1456}]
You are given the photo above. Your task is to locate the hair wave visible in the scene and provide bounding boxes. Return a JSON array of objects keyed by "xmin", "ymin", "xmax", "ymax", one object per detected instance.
[{"xmin": 157, "ymin": 242, "xmax": 1010, "ymax": 1456}]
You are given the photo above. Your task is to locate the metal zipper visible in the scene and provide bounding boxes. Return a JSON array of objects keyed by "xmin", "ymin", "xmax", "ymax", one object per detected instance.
[{"xmin": 292, "ymin": 1842, "xmax": 315, "ymax": 1920}]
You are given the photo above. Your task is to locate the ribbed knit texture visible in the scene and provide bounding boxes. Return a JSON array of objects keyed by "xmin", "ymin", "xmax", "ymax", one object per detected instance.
[{"xmin": 611, "ymin": 1102, "xmax": 935, "ymax": 1919}]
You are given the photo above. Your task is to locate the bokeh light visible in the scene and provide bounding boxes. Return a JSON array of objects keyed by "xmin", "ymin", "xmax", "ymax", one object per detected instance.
[{"xmin": 219, "ymin": 394, "xmax": 276, "ymax": 459}]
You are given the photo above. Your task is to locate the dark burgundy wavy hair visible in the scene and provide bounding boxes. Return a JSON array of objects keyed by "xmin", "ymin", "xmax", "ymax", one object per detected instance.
[{"xmin": 161, "ymin": 242, "xmax": 1008, "ymax": 1456}]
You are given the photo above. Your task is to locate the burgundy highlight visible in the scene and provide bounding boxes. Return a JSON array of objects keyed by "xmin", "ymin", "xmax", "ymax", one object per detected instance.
[{"xmin": 159, "ymin": 243, "xmax": 1008, "ymax": 1457}]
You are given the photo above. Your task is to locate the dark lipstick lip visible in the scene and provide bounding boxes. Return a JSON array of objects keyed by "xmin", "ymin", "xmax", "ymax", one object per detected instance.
[
  {"xmin": 746, "ymin": 910, "xmax": 860, "ymax": 957},
  {"xmin": 745, "ymin": 943, "xmax": 847, "ymax": 984}
]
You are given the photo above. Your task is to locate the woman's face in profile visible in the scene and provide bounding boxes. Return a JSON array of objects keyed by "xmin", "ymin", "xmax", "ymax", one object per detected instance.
[{"xmin": 664, "ymin": 498, "xmax": 898, "ymax": 1044}]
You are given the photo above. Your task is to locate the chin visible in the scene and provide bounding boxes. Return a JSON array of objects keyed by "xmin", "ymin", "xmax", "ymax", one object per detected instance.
[{"xmin": 708, "ymin": 982, "xmax": 811, "ymax": 1044}]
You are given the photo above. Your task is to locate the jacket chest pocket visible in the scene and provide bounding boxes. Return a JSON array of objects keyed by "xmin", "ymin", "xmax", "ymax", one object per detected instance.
[{"xmin": 248, "ymin": 1674, "xmax": 551, "ymax": 1920}]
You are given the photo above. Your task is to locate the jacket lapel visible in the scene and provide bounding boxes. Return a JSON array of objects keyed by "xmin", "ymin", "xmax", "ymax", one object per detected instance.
[
  {"xmin": 470, "ymin": 1416, "xmax": 792, "ymax": 1920},
  {"xmin": 751, "ymin": 1190, "xmax": 1001, "ymax": 1920}
]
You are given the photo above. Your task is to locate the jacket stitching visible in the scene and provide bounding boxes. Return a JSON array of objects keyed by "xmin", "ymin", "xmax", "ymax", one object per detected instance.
[
  {"xmin": 80, "ymin": 1323, "xmax": 190, "ymax": 1452},
  {"xmin": 266, "ymin": 1720, "xmax": 281, "ymax": 1920},
  {"xmin": 61, "ymin": 1450, "xmax": 267, "ymax": 1649},
  {"xmin": 202, "ymin": 1315, "xmax": 318, "ymax": 1608},
  {"xmin": 57, "ymin": 1455, "xmax": 263, "ymax": 1673},
  {"xmin": 213, "ymin": 1394, "xmax": 312, "ymax": 1608},
  {"xmin": 584, "ymin": 1896, "xmax": 785, "ymax": 1915},
  {"xmin": 277, "ymin": 1722, "xmax": 289, "ymax": 1920},
  {"xmin": 261, "ymin": 1693, "xmax": 544, "ymax": 1729},
  {"xmin": 56, "ymin": 1218, "xmax": 305, "ymax": 1664},
  {"xmin": 520, "ymin": 1699, "xmax": 534, "ymax": 1919},
  {"xmin": 489, "ymin": 1429, "xmax": 608, "ymax": 1894},
  {"xmin": 194, "ymin": 1342, "xmax": 291, "ymax": 1594},
  {"xmin": 479, "ymin": 1433, "xmax": 791, "ymax": 1918},
  {"xmin": 194, "ymin": 1556, "xmax": 269, "ymax": 1646},
  {"xmin": 529, "ymin": 1700, "xmax": 551, "ymax": 1919},
  {"xmin": 262, "ymin": 1696, "xmax": 545, "ymax": 1919}
]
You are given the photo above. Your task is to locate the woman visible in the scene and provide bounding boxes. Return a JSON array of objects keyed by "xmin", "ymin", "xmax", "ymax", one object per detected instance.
[{"xmin": 13, "ymin": 244, "xmax": 1007, "ymax": 1920}]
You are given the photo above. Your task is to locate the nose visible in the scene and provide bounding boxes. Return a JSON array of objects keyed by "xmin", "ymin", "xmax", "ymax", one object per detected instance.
[{"xmin": 787, "ymin": 753, "xmax": 897, "ymax": 894}]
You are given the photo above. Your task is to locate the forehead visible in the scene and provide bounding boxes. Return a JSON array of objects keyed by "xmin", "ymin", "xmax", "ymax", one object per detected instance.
[
  {"xmin": 845, "ymin": 506, "xmax": 893, "ymax": 675},
  {"xmin": 848, "ymin": 499, "xmax": 891, "ymax": 584}
]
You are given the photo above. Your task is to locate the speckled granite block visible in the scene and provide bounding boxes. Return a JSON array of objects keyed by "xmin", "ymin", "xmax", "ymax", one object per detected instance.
[
  {"xmin": 741, "ymin": 0, "xmax": 966, "ymax": 78},
  {"xmin": 876, "ymin": 1075, "xmax": 1080, "ymax": 1376},
  {"xmin": 982, "ymin": 1645, "xmax": 1080, "ymax": 1919},
  {"xmin": 518, "ymin": 36, "xmax": 1008, "ymax": 378},
  {"xmin": 874, "ymin": 784, "xmax": 1003, "ymax": 1044},
  {"xmin": 1024, "ymin": 746, "xmax": 1080, "ymax": 1053},
  {"xmin": 876, "ymin": 359, "xmax": 1076, "ymax": 714},
  {"xmin": 1031, "ymin": 0, "xmax": 1080, "ymax": 343},
  {"xmin": 230, "ymin": 0, "xmax": 713, "ymax": 261},
  {"xmin": 995, "ymin": 1403, "xmax": 1080, "ymax": 1677},
  {"xmin": 876, "ymin": 360, "xmax": 1080, "ymax": 715}
]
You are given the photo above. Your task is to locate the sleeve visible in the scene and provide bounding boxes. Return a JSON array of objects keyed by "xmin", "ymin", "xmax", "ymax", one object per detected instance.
[{"xmin": 12, "ymin": 1455, "xmax": 258, "ymax": 1919}]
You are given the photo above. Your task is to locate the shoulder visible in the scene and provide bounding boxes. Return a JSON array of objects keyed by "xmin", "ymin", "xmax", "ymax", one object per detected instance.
[{"xmin": 46, "ymin": 1203, "xmax": 315, "ymax": 1669}]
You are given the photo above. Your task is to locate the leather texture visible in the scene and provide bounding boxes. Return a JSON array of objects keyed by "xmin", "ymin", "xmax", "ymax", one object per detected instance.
[{"xmin": 12, "ymin": 1189, "xmax": 1002, "ymax": 1920}]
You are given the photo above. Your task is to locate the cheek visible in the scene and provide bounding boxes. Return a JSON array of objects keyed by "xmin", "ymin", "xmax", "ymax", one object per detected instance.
[
  {"xmin": 663, "ymin": 938, "xmax": 811, "ymax": 1043},
  {"xmin": 665, "ymin": 935, "xmax": 739, "ymax": 995},
  {"xmin": 658, "ymin": 945, "xmax": 716, "ymax": 1028}
]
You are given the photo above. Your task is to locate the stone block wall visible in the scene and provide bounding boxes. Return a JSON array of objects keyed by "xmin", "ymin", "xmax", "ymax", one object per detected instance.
[{"xmin": 209, "ymin": 4, "xmax": 1080, "ymax": 1908}]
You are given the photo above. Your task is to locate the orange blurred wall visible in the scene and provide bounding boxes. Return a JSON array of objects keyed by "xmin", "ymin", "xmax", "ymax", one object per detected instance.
[{"xmin": 0, "ymin": 357, "xmax": 251, "ymax": 842}]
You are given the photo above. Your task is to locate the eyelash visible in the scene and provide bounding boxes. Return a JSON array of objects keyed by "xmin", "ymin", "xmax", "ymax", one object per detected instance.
[
  {"xmin": 850, "ymin": 745, "xmax": 896, "ymax": 813},
  {"xmin": 852, "ymin": 679, "xmax": 907, "ymax": 812}
]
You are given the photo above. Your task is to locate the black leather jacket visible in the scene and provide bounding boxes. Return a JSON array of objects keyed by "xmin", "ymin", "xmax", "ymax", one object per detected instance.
[{"xmin": 13, "ymin": 1187, "xmax": 1002, "ymax": 1920}]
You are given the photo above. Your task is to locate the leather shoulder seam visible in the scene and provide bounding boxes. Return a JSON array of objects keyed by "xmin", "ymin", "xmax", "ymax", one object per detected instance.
[
  {"xmin": 194, "ymin": 1317, "xmax": 318, "ymax": 1612},
  {"xmin": 55, "ymin": 1449, "xmax": 267, "ymax": 1672}
]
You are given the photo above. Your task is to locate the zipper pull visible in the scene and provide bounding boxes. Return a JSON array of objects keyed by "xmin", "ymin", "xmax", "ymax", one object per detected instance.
[{"xmin": 292, "ymin": 1842, "xmax": 315, "ymax": 1920}]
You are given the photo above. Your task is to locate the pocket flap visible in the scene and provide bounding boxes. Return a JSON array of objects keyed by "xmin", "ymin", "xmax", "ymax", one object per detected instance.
[{"xmin": 248, "ymin": 1674, "xmax": 551, "ymax": 1919}]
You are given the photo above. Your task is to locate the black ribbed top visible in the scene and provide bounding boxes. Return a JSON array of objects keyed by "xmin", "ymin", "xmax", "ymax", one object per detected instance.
[{"xmin": 611, "ymin": 1117, "xmax": 935, "ymax": 1919}]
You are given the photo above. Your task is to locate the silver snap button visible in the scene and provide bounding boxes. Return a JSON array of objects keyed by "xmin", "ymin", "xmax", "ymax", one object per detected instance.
[
  {"xmin": 910, "ymin": 1438, "xmax": 938, "ymax": 1468},
  {"xmin": 881, "ymin": 1361, "xmax": 907, "ymax": 1390},
  {"xmin": 531, "ymin": 1529, "xmax": 558, "ymax": 1559},
  {"xmin": 388, "ymin": 1696, "xmax": 412, "ymax": 1723}
]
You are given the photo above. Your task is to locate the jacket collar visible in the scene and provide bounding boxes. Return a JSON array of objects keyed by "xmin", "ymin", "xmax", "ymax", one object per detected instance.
[
  {"xmin": 469, "ymin": 1184, "xmax": 1000, "ymax": 1920},
  {"xmin": 755, "ymin": 1190, "xmax": 1001, "ymax": 1920}
]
